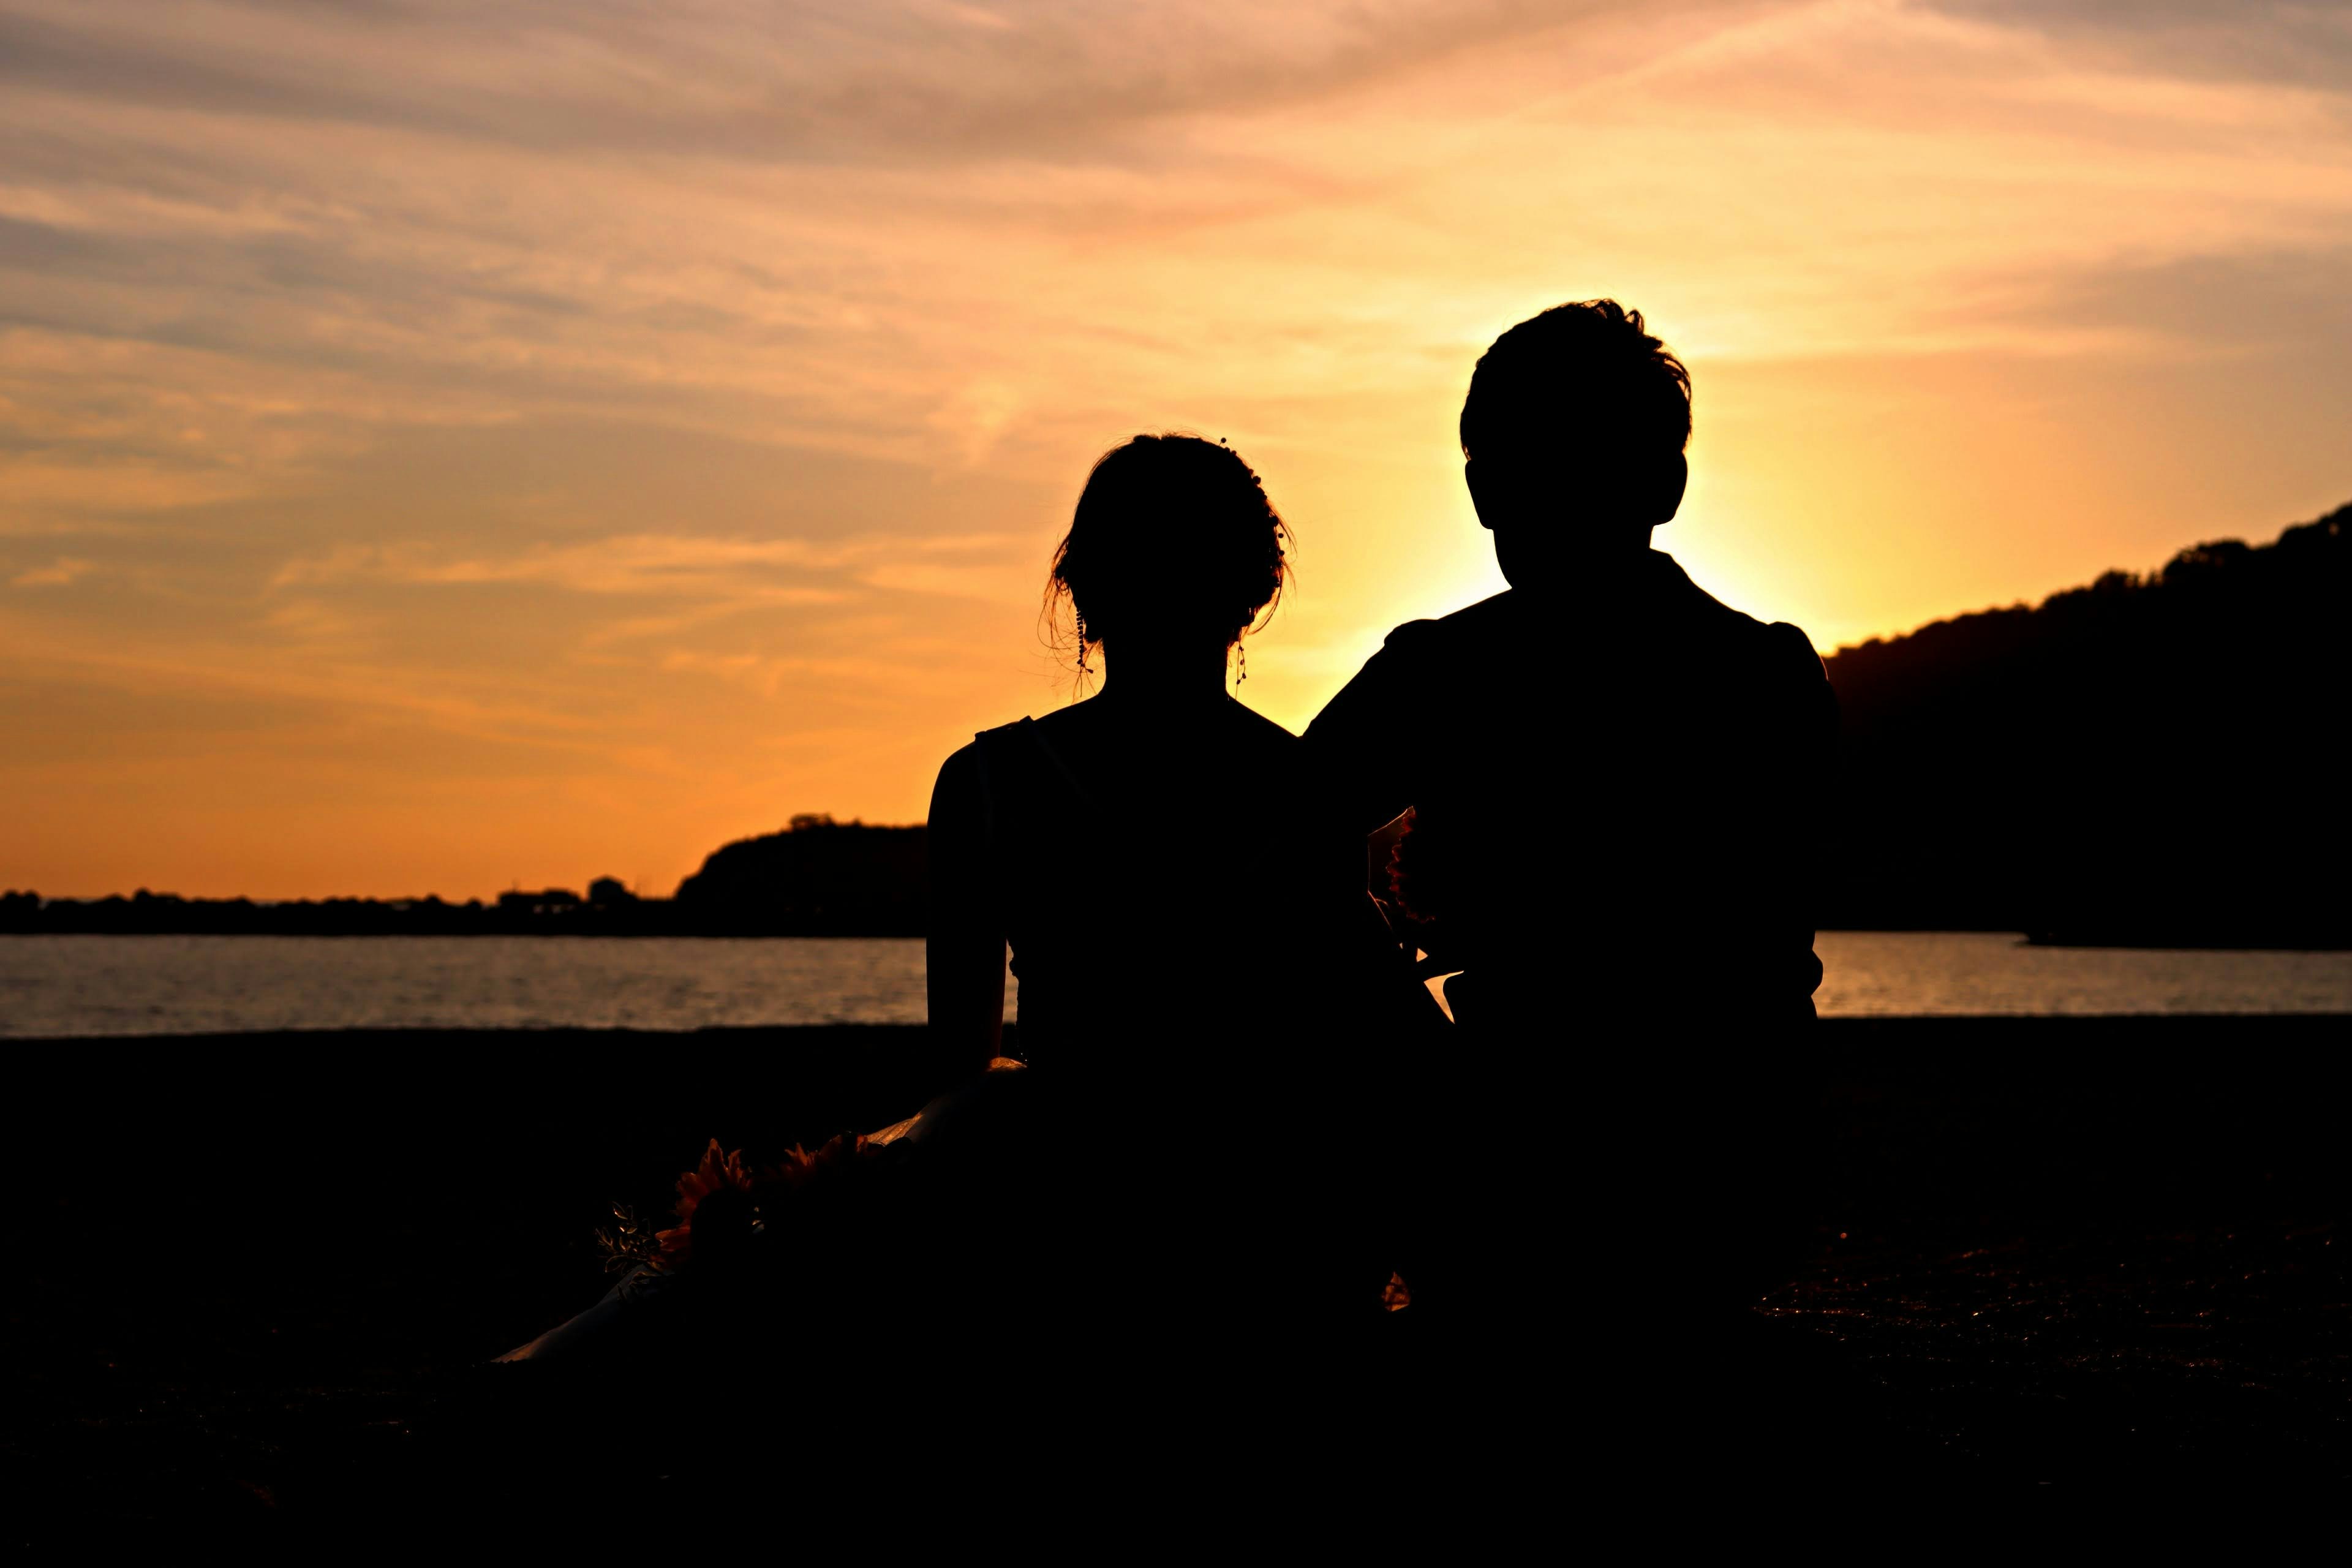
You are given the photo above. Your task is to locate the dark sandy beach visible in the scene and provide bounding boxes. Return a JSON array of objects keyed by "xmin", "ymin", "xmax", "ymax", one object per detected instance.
[{"xmin": 6, "ymin": 1016, "xmax": 2345, "ymax": 1540}]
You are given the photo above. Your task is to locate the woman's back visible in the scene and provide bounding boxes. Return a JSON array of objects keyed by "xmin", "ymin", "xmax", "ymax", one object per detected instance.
[
  {"xmin": 974, "ymin": 701, "xmax": 1366, "ymax": 1068},
  {"xmin": 937, "ymin": 696, "xmax": 1406, "ymax": 1340},
  {"xmin": 921, "ymin": 434, "xmax": 1425, "ymax": 1342}
]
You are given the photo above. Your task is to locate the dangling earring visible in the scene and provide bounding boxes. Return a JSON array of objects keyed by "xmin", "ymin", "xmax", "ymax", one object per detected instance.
[
  {"xmin": 1235, "ymin": 639, "xmax": 1248, "ymax": 684},
  {"xmin": 1074, "ymin": 611, "xmax": 1090, "ymax": 677}
]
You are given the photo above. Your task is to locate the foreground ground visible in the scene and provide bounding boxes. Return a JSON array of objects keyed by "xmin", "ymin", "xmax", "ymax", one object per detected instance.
[{"xmin": 4, "ymin": 1017, "xmax": 2345, "ymax": 1540}]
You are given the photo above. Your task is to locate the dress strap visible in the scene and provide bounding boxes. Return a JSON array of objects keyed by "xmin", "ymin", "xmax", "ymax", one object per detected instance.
[{"xmin": 1017, "ymin": 717, "xmax": 1098, "ymax": 815}]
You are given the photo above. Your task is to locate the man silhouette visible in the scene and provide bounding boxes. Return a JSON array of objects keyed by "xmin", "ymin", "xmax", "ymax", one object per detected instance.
[{"xmin": 1307, "ymin": 299, "xmax": 1834, "ymax": 1330}]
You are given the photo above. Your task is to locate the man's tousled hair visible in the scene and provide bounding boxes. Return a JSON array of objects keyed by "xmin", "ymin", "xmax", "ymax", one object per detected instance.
[{"xmin": 1460, "ymin": 299, "xmax": 1692, "ymax": 462}]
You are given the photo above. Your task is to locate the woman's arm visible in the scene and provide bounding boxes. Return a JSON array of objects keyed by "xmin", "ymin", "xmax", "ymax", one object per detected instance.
[{"xmin": 925, "ymin": 743, "xmax": 1006, "ymax": 1072}]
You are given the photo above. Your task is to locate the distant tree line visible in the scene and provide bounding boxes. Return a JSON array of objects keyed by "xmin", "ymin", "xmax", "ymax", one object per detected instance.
[
  {"xmin": 1, "ymin": 816, "xmax": 929, "ymax": 938},
  {"xmin": 1822, "ymin": 500, "xmax": 2350, "ymax": 946}
]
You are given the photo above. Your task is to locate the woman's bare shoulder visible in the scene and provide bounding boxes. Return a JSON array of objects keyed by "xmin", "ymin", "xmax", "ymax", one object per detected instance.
[
  {"xmin": 938, "ymin": 712, "xmax": 1042, "ymax": 771},
  {"xmin": 929, "ymin": 737, "xmax": 987, "ymax": 816},
  {"xmin": 932, "ymin": 711, "xmax": 1055, "ymax": 814}
]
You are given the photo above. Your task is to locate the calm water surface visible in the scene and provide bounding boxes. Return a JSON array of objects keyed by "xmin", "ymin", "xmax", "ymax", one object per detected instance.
[
  {"xmin": 0, "ymin": 937, "xmax": 986, "ymax": 1038},
  {"xmin": 2, "ymin": 931, "xmax": 2348, "ymax": 1038},
  {"xmin": 1812, "ymin": 930, "xmax": 2352, "ymax": 1016}
]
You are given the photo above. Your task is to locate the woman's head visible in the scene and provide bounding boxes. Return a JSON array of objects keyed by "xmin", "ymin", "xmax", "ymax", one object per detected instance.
[{"xmin": 1048, "ymin": 433, "xmax": 1290, "ymax": 670}]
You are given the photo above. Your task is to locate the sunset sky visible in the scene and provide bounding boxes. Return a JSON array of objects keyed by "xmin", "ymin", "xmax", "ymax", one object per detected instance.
[{"xmin": 4, "ymin": 0, "xmax": 2350, "ymax": 899}]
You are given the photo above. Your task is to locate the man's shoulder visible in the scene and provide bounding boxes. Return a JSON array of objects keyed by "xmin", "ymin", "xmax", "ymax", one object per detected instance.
[
  {"xmin": 1380, "ymin": 590, "xmax": 1515, "ymax": 654},
  {"xmin": 1760, "ymin": 618, "xmax": 1826, "ymax": 675},
  {"xmin": 1729, "ymin": 609, "xmax": 1826, "ymax": 684},
  {"xmin": 1303, "ymin": 597, "xmax": 1507, "ymax": 747},
  {"xmin": 1704, "ymin": 598, "xmax": 1825, "ymax": 676},
  {"xmin": 1662, "ymin": 558, "xmax": 1823, "ymax": 680}
]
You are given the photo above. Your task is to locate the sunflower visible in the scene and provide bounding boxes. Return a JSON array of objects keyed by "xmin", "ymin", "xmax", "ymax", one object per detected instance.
[
  {"xmin": 646, "ymin": 1129, "xmax": 887, "ymax": 1270},
  {"xmin": 759, "ymin": 1131, "xmax": 868, "ymax": 1193},
  {"xmin": 655, "ymin": 1138, "xmax": 754, "ymax": 1268}
]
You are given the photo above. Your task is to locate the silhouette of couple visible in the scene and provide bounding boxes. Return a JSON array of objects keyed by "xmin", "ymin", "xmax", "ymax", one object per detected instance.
[
  {"xmin": 500, "ymin": 301, "xmax": 1834, "ymax": 1512},
  {"xmin": 926, "ymin": 300, "xmax": 1833, "ymax": 1348}
]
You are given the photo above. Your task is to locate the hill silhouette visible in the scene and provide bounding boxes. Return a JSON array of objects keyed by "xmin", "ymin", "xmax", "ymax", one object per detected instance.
[
  {"xmin": 672, "ymin": 813, "xmax": 926, "ymax": 935},
  {"xmin": 1822, "ymin": 499, "xmax": 2350, "ymax": 945}
]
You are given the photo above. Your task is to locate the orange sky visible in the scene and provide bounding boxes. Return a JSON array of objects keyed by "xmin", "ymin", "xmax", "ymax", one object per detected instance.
[{"xmin": 4, "ymin": 0, "xmax": 2350, "ymax": 899}]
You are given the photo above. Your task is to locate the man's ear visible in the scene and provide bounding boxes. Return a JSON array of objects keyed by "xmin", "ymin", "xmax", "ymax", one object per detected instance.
[
  {"xmin": 1657, "ymin": 451, "xmax": 1689, "ymax": 524},
  {"xmin": 1464, "ymin": 459, "xmax": 1495, "ymax": 531}
]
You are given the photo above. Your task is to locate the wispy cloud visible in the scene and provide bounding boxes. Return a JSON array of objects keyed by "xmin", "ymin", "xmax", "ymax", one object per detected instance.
[
  {"xmin": 0, "ymin": 1, "xmax": 1640, "ymax": 163},
  {"xmin": 1918, "ymin": 1, "xmax": 2352, "ymax": 91},
  {"xmin": 9, "ymin": 555, "xmax": 93, "ymax": 587},
  {"xmin": 269, "ymin": 528, "xmax": 1033, "ymax": 601},
  {"xmin": 273, "ymin": 535, "xmax": 846, "ymax": 595}
]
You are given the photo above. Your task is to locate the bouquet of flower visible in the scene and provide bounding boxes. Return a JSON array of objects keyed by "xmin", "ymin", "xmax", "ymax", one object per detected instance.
[{"xmin": 596, "ymin": 1132, "xmax": 872, "ymax": 1275}]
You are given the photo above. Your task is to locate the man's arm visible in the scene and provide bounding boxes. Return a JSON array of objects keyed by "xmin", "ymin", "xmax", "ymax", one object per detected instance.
[
  {"xmin": 1302, "ymin": 624, "xmax": 1436, "ymax": 837},
  {"xmin": 1757, "ymin": 622, "xmax": 1839, "ymax": 1009}
]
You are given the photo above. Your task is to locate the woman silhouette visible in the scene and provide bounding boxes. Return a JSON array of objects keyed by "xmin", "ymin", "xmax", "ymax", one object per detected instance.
[{"xmin": 924, "ymin": 433, "xmax": 1425, "ymax": 1353}]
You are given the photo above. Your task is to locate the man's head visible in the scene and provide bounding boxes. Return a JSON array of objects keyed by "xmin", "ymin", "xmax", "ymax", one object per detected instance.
[{"xmin": 1460, "ymin": 300, "xmax": 1691, "ymax": 589}]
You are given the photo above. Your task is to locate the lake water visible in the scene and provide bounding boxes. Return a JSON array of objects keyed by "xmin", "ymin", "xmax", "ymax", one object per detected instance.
[{"xmin": 2, "ymin": 931, "xmax": 2348, "ymax": 1038}]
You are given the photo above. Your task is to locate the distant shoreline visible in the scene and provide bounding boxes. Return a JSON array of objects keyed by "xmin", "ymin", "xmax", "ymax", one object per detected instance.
[
  {"xmin": 2021, "ymin": 933, "xmax": 2352, "ymax": 952},
  {"xmin": 0, "ymin": 903, "xmax": 921, "ymax": 940},
  {"xmin": 9, "ymin": 925, "xmax": 2351, "ymax": 952},
  {"xmin": 0, "ymin": 927, "xmax": 925, "ymax": 939},
  {"xmin": 17, "ymin": 1014, "xmax": 2351, "ymax": 1049}
]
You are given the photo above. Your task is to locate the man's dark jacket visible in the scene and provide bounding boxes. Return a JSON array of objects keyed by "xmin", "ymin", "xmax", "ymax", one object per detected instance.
[{"xmin": 1305, "ymin": 549, "xmax": 1836, "ymax": 1029}]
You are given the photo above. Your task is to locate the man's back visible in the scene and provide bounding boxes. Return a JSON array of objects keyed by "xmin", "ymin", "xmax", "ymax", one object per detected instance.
[
  {"xmin": 1308, "ymin": 550, "xmax": 1834, "ymax": 1029},
  {"xmin": 1307, "ymin": 298, "xmax": 1834, "ymax": 1360}
]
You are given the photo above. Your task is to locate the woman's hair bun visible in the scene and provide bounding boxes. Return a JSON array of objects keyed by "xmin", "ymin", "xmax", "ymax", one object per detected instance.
[{"xmin": 1047, "ymin": 432, "xmax": 1291, "ymax": 662}]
